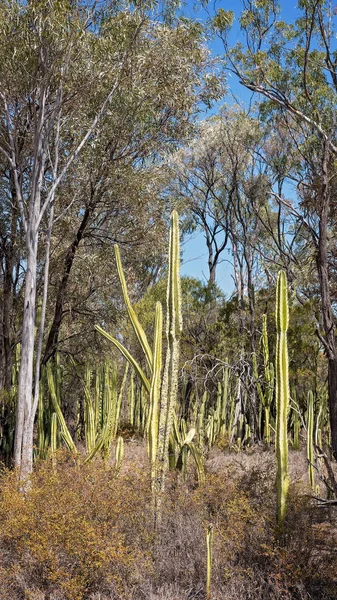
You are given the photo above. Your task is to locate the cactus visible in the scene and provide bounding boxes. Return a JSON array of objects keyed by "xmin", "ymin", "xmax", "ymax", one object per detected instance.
[
  {"xmin": 85, "ymin": 363, "xmax": 117, "ymax": 463},
  {"xmin": 262, "ymin": 315, "xmax": 274, "ymax": 444},
  {"xmin": 148, "ymin": 302, "xmax": 163, "ymax": 493},
  {"xmin": 50, "ymin": 412, "xmax": 57, "ymax": 454},
  {"xmin": 254, "ymin": 315, "xmax": 274, "ymax": 444},
  {"xmin": 157, "ymin": 211, "xmax": 182, "ymax": 486},
  {"xmin": 291, "ymin": 387, "xmax": 301, "ymax": 451},
  {"xmin": 173, "ymin": 413, "xmax": 204, "ymax": 483},
  {"xmin": 275, "ymin": 270, "xmax": 290, "ymax": 530},
  {"xmin": 84, "ymin": 364, "xmax": 96, "ymax": 454},
  {"xmin": 115, "ymin": 362, "xmax": 129, "ymax": 437},
  {"xmin": 37, "ymin": 370, "xmax": 48, "ymax": 460},
  {"xmin": 114, "ymin": 436, "xmax": 124, "ymax": 474},
  {"xmin": 95, "ymin": 325, "xmax": 150, "ymax": 393},
  {"xmin": 46, "ymin": 363, "xmax": 77, "ymax": 454},
  {"xmin": 220, "ymin": 365, "xmax": 229, "ymax": 439},
  {"xmin": 306, "ymin": 390, "xmax": 315, "ymax": 490},
  {"xmin": 95, "ymin": 211, "xmax": 182, "ymax": 527},
  {"xmin": 114, "ymin": 244, "xmax": 153, "ymax": 371},
  {"xmin": 206, "ymin": 525, "xmax": 214, "ymax": 600},
  {"xmin": 198, "ymin": 391, "xmax": 208, "ymax": 447}
]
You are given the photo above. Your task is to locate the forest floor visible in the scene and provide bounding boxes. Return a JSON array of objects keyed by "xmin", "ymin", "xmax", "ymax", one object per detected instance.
[{"xmin": 0, "ymin": 441, "xmax": 337, "ymax": 600}]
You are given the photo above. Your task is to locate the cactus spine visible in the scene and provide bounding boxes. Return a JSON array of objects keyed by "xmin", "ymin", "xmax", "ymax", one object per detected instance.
[{"xmin": 275, "ymin": 270, "xmax": 290, "ymax": 529}]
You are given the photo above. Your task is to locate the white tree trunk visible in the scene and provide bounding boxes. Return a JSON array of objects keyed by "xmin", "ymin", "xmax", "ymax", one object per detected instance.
[{"xmin": 14, "ymin": 230, "xmax": 38, "ymax": 473}]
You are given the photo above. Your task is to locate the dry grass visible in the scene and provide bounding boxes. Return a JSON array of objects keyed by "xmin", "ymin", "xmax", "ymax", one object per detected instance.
[{"xmin": 0, "ymin": 444, "xmax": 336, "ymax": 600}]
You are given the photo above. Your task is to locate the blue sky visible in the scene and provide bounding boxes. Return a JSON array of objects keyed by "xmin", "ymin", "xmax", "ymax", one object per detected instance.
[{"xmin": 179, "ymin": 0, "xmax": 301, "ymax": 294}]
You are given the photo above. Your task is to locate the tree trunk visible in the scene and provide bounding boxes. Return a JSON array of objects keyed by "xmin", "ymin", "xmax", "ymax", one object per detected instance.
[
  {"xmin": 328, "ymin": 359, "xmax": 337, "ymax": 459},
  {"xmin": 42, "ymin": 205, "xmax": 91, "ymax": 365},
  {"xmin": 14, "ymin": 230, "xmax": 37, "ymax": 472},
  {"xmin": 316, "ymin": 141, "xmax": 337, "ymax": 459},
  {"xmin": 1, "ymin": 188, "xmax": 18, "ymax": 391},
  {"xmin": 3, "ymin": 249, "xmax": 14, "ymax": 391}
]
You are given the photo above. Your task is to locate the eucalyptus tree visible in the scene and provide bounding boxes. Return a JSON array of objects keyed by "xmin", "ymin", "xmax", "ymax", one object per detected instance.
[
  {"xmin": 167, "ymin": 117, "xmax": 232, "ymax": 286},
  {"xmin": 167, "ymin": 109, "xmax": 275, "ymax": 438},
  {"xmin": 41, "ymin": 8, "xmax": 212, "ymax": 363},
  {"xmin": 168, "ymin": 109, "xmax": 270, "ymax": 337},
  {"xmin": 214, "ymin": 0, "xmax": 337, "ymax": 457},
  {"xmin": 0, "ymin": 0, "xmax": 217, "ymax": 477}
]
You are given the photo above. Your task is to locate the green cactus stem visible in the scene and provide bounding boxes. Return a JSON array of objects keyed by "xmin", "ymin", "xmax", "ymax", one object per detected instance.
[
  {"xmin": 206, "ymin": 525, "xmax": 214, "ymax": 600},
  {"xmin": 156, "ymin": 210, "xmax": 182, "ymax": 506},
  {"xmin": 114, "ymin": 436, "xmax": 124, "ymax": 474},
  {"xmin": 47, "ymin": 363, "xmax": 77, "ymax": 455},
  {"xmin": 275, "ymin": 270, "xmax": 290, "ymax": 530},
  {"xmin": 149, "ymin": 302, "xmax": 163, "ymax": 493},
  {"xmin": 307, "ymin": 390, "xmax": 315, "ymax": 490}
]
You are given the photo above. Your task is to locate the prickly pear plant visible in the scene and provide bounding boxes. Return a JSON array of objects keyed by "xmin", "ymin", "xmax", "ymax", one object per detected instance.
[{"xmin": 275, "ymin": 270, "xmax": 290, "ymax": 530}]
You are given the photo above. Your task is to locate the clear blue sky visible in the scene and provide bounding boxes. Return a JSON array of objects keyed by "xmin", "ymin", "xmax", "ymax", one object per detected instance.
[{"xmin": 179, "ymin": 0, "xmax": 301, "ymax": 294}]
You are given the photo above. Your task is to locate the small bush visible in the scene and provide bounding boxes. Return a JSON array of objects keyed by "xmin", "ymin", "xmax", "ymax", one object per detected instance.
[
  {"xmin": 0, "ymin": 447, "xmax": 336, "ymax": 599},
  {"xmin": 0, "ymin": 452, "xmax": 152, "ymax": 599}
]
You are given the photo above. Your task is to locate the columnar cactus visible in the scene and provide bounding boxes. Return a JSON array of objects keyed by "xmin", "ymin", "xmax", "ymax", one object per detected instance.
[
  {"xmin": 206, "ymin": 524, "xmax": 214, "ymax": 600},
  {"xmin": 157, "ymin": 210, "xmax": 182, "ymax": 498},
  {"xmin": 50, "ymin": 413, "xmax": 57, "ymax": 455},
  {"xmin": 275, "ymin": 270, "xmax": 290, "ymax": 529},
  {"xmin": 46, "ymin": 363, "xmax": 77, "ymax": 454},
  {"xmin": 148, "ymin": 302, "xmax": 163, "ymax": 494},
  {"xmin": 114, "ymin": 435, "xmax": 124, "ymax": 474},
  {"xmin": 95, "ymin": 211, "xmax": 182, "ymax": 527},
  {"xmin": 254, "ymin": 315, "xmax": 274, "ymax": 444},
  {"xmin": 307, "ymin": 390, "xmax": 315, "ymax": 490},
  {"xmin": 262, "ymin": 314, "xmax": 274, "ymax": 444}
]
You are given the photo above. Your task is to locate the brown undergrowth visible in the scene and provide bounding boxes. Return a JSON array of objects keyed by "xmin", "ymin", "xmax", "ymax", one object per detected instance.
[{"xmin": 0, "ymin": 447, "xmax": 336, "ymax": 600}]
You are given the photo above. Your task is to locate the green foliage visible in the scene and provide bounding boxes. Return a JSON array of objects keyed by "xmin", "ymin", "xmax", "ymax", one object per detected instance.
[{"xmin": 213, "ymin": 8, "xmax": 234, "ymax": 32}]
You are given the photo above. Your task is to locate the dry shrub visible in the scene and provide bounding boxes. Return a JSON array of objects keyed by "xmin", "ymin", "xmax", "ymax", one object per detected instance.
[
  {"xmin": 152, "ymin": 464, "xmax": 337, "ymax": 600},
  {"xmin": 0, "ymin": 447, "xmax": 336, "ymax": 600},
  {"xmin": 0, "ymin": 452, "xmax": 153, "ymax": 600}
]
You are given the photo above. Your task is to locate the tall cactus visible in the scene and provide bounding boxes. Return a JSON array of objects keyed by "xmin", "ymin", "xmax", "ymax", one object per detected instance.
[
  {"xmin": 148, "ymin": 302, "xmax": 163, "ymax": 494},
  {"xmin": 306, "ymin": 390, "xmax": 315, "ymax": 490},
  {"xmin": 46, "ymin": 363, "xmax": 77, "ymax": 454},
  {"xmin": 206, "ymin": 525, "xmax": 214, "ymax": 600},
  {"xmin": 275, "ymin": 270, "xmax": 290, "ymax": 530},
  {"xmin": 262, "ymin": 314, "xmax": 274, "ymax": 444},
  {"xmin": 157, "ymin": 211, "xmax": 182, "ymax": 499},
  {"xmin": 254, "ymin": 315, "xmax": 274, "ymax": 444},
  {"xmin": 95, "ymin": 211, "xmax": 182, "ymax": 526}
]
